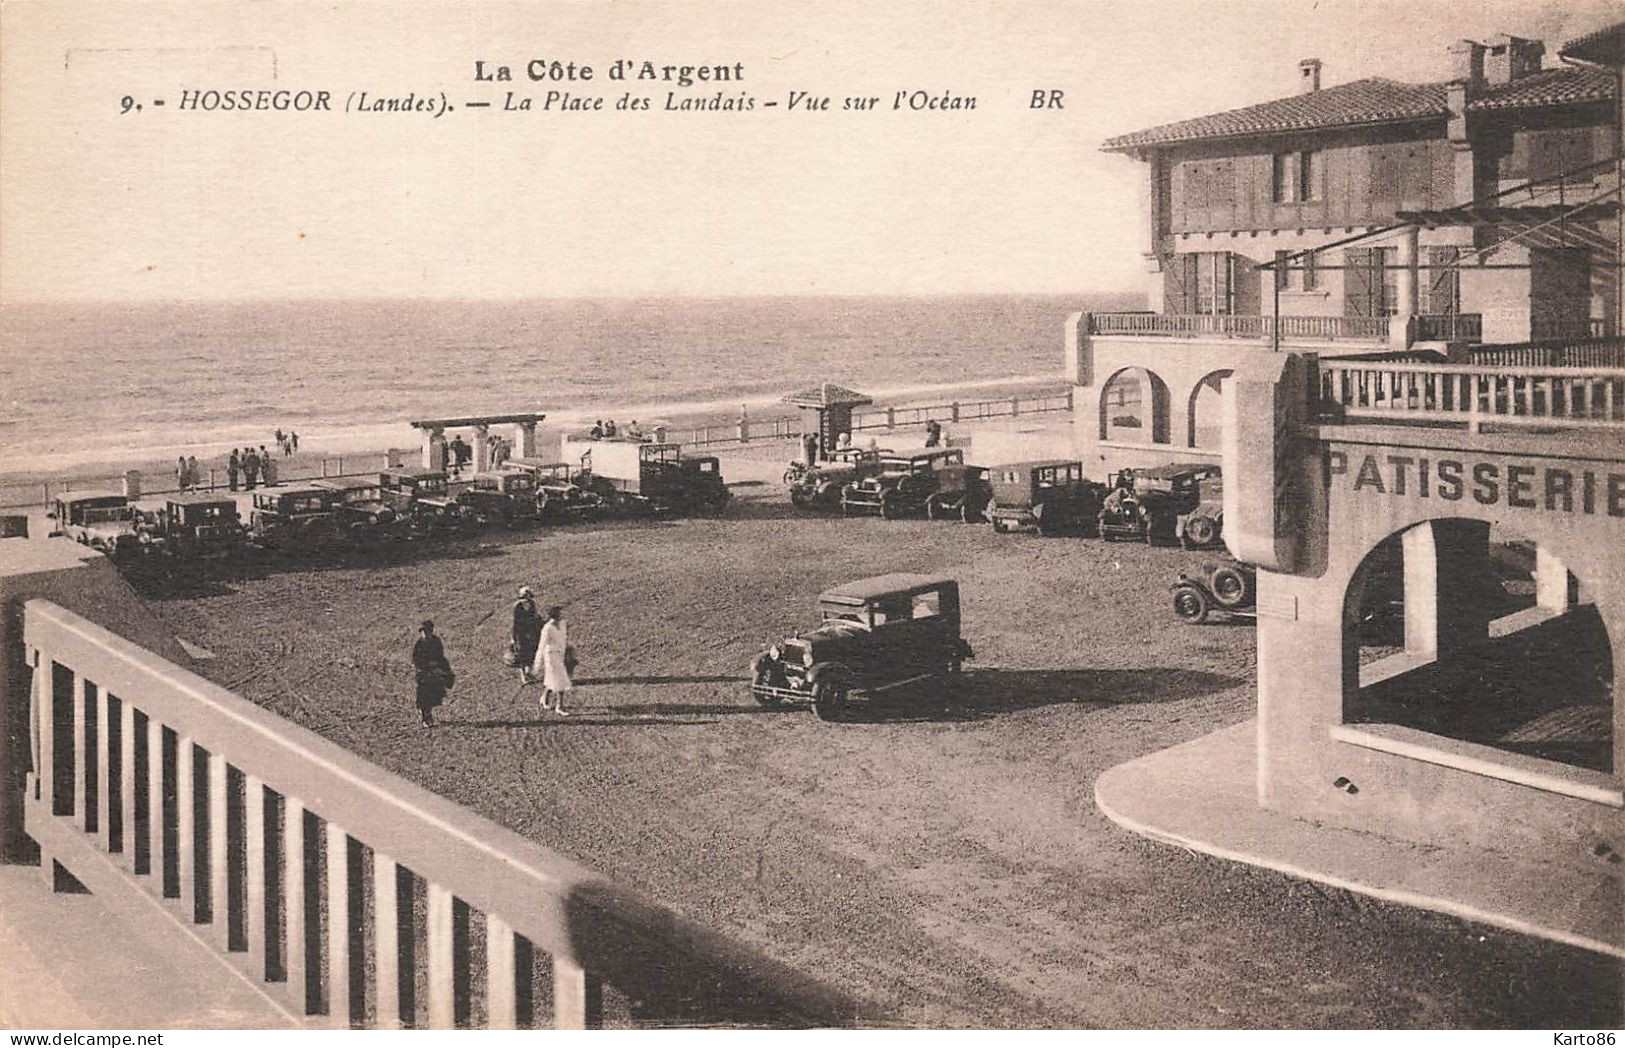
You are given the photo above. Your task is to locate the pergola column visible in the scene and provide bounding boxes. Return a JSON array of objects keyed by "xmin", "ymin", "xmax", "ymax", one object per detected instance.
[
  {"xmin": 1390, "ymin": 225, "xmax": 1419, "ymax": 349},
  {"xmin": 423, "ymin": 427, "xmax": 446, "ymax": 471},
  {"xmin": 515, "ymin": 421, "xmax": 538, "ymax": 458},
  {"xmin": 472, "ymin": 425, "xmax": 491, "ymax": 473},
  {"xmin": 1402, "ymin": 520, "xmax": 1492, "ymax": 659},
  {"xmin": 1535, "ymin": 544, "xmax": 1575, "ymax": 614}
]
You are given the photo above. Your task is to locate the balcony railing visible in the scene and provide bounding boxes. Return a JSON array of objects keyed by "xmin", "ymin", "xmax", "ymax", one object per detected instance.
[
  {"xmin": 1087, "ymin": 312, "xmax": 1389, "ymax": 342},
  {"xmin": 1318, "ymin": 360, "xmax": 1625, "ymax": 432},
  {"xmin": 1414, "ymin": 313, "xmax": 1483, "ymax": 343},
  {"xmin": 1530, "ymin": 317, "xmax": 1618, "ymax": 342},
  {"xmin": 1470, "ymin": 336, "xmax": 1625, "ymax": 369},
  {"xmin": 21, "ymin": 599, "xmax": 865, "ymax": 1029}
]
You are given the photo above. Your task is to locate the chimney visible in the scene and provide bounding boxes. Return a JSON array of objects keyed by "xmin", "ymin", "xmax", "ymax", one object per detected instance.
[
  {"xmin": 1298, "ymin": 58, "xmax": 1322, "ymax": 94},
  {"xmin": 1483, "ymin": 34, "xmax": 1544, "ymax": 85},
  {"xmin": 1447, "ymin": 39, "xmax": 1486, "ymax": 94}
]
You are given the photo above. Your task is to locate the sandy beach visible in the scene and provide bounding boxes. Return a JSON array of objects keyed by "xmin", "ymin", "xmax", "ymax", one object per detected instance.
[{"xmin": 116, "ymin": 442, "xmax": 1621, "ymax": 1029}]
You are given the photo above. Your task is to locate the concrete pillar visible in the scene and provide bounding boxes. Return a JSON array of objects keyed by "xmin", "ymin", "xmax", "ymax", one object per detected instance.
[
  {"xmin": 515, "ymin": 422, "xmax": 538, "ymax": 458},
  {"xmin": 423, "ymin": 427, "xmax": 445, "ymax": 470},
  {"xmin": 1400, "ymin": 520, "xmax": 1492, "ymax": 659},
  {"xmin": 1534, "ymin": 544, "xmax": 1575, "ymax": 614},
  {"xmin": 473, "ymin": 425, "xmax": 491, "ymax": 474},
  {"xmin": 1065, "ymin": 312, "xmax": 1092, "ymax": 387},
  {"xmin": 1390, "ymin": 226, "xmax": 1419, "ymax": 349},
  {"xmin": 122, "ymin": 471, "xmax": 142, "ymax": 499}
]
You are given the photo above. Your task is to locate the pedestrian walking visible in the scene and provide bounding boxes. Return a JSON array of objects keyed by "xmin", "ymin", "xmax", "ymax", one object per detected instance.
[
  {"xmin": 532, "ymin": 606, "xmax": 574, "ymax": 714},
  {"xmin": 261, "ymin": 447, "xmax": 278, "ymax": 487},
  {"xmin": 511, "ymin": 586, "xmax": 542, "ymax": 684},
  {"xmin": 186, "ymin": 455, "xmax": 201, "ymax": 490},
  {"xmin": 227, "ymin": 449, "xmax": 241, "ymax": 492},
  {"xmin": 290, "ymin": 431, "xmax": 299, "ymax": 453},
  {"xmin": 412, "ymin": 620, "xmax": 454, "ymax": 727},
  {"xmin": 275, "ymin": 428, "xmax": 285, "ymax": 452},
  {"xmin": 176, "ymin": 456, "xmax": 190, "ymax": 491},
  {"xmin": 925, "ymin": 419, "xmax": 942, "ymax": 448},
  {"xmin": 244, "ymin": 446, "xmax": 261, "ymax": 490}
]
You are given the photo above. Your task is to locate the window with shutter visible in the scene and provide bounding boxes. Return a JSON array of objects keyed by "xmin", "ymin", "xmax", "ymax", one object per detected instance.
[{"xmin": 1426, "ymin": 247, "xmax": 1460, "ymax": 316}]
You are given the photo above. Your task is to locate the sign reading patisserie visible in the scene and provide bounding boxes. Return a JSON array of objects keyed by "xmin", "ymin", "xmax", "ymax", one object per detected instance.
[{"xmin": 1326, "ymin": 449, "xmax": 1625, "ymax": 517}]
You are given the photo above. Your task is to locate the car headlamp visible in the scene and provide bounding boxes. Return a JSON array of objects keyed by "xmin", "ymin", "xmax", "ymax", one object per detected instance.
[
  {"xmin": 769, "ymin": 645, "xmax": 781, "ymax": 660},
  {"xmin": 802, "ymin": 650, "xmax": 815, "ymax": 667}
]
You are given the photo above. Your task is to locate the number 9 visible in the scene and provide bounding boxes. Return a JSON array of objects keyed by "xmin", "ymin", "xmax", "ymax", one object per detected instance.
[{"xmin": 120, "ymin": 95, "xmax": 134, "ymax": 114}]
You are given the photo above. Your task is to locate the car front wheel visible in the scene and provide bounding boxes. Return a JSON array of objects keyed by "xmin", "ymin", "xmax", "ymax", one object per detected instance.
[
  {"xmin": 811, "ymin": 679, "xmax": 849, "ymax": 721},
  {"xmin": 1173, "ymin": 584, "xmax": 1211, "ymax": 624}
]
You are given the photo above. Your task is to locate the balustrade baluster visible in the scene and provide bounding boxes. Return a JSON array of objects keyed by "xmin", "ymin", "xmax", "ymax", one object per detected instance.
[
  {"xmin": 284, "ymin": 798, "xmax": 309, "ymax": 1013},
  {"xmin": 208, "ymin": 752, "xmax": 229, "ymax": 947},
  {"xmin": 486, "ymin": 915, "xmax": 518, "ymax": 1030},
  {"xmin": 245, "ymin": 775, "xmax": 266, "ymax": 979},
  {"xmin": 177, "ymin": 737, "xmax": 196, "ymax": 920},
  {"xmin": 427, "ymin": 883, "xmax": 455, "ymax": 1029},
  {"xmin": 119, "ymin": 699, "xmax": 135, "ymax": 861},
  {"xmin": 553, "ymin": 958, "xmax": 604, "ymax": 1029},
  {"xmin": 373, "ymin": 852, "xmax": 402, "ymax": 1030},
  {"xmin": 73, "ymin": 673, "xmax": 86, "ymax": 830},
  {"xmin": 146, "ymin": 718, "xmax": 163, "ymax": 886},
  {"xmin": 326, "ymin": 821, "xmax": 353, "ymax": 1026},
  {"xmin": 34, "ymin": 651, "xmax": 54, "ymax": 886},
  {"xmin": 96, "ymin": 684, "xmax": 111, "ymax": 847}
]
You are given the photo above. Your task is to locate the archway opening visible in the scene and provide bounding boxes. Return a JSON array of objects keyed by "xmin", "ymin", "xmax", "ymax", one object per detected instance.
[
  {"xmin": 1188, "ymin": 369, "xmax": 1232, "ymax": 449},
  {"xmin": 1099, "ymin": 367, "xmax": 1170, "ymax": 445},
  {"xmin": 1343, "ymin": 522, "xmax": 1612, "ymax": 774}
]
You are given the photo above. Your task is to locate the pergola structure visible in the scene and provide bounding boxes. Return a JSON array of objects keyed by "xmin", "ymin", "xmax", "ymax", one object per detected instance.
[
  {"xmin": 408, "ymin": 412, "xmax": 547, "ymax": 473},
  {"xmin": 782, "ymin": 383, "xmax": 872, "ymax": 458}
]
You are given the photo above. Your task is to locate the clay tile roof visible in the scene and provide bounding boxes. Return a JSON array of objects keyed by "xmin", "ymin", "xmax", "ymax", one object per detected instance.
[
  {"xmin": 1560, "ymin": 21, "xmax": 1625, "ymax": 64},
  {"xmin": 782, "ymin": 382, "xmax": 873, "ymax": 408},
  {"xmin": 1467, "ymin": 65, "xmax": 1616, "ymax": 110},
  {"xmin": 1100, "ymin": 78, "xmax": 1446, "ymax": 152},
  {"xmin": 1101, "ymin": 67, "xmax": 1614, "ymax": 152}
]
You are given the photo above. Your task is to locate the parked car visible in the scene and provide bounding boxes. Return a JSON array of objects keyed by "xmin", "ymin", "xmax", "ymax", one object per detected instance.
[
  {"xmin": 785, "ymin": 447, "xmax": 892, "ymax": 509},
  {"xmin": 839, "ymin": 449, "xmax": 965, "ymax": 519},
  {"xmin": 985, "ymin": 460, "xmax": 1108, "ymax": 536},
  {"xmin": 672, "ymin": 455, "xmax": 732, "ymax": 512},
  {"xmin": 1171, "ymin": 561, "xmax": 1257, "ymax": 624},
  {"xmin": 48, "ymin": 492, "xmax": 156, "ymax": 558},
  {"xmin": 455, "ymin": 469, "xmax": 539, "ymax": 527},
  {"xmin": 925, "ymin": 463, "xmax": 992, "ymax": 523},
  {"xmin": 560, "ymin": 438, "xmax": 727, "ymax": 516},
  {"xmin": 152, "ymin": 493, "xmax": 245, "ymax": 557},
  {"xmin": 506, "ymin": 457, "xmax": 604, "ymax": 522},
  {"xmin": 378, "ymin": 467, "xmax": 466, "ymax": 531},
  {"xmin": 314, "ymin": 478, "xmax": 401, "ymax": 539},
  {"xmin": 1098, "ymin": 464, "xmax": 1221, "ymax": 545},
  {"xmin": 749, "ymin": 573, "xmax": 973, "ymax": 720},
  {"xmin": 249, "ymin": 485, "xmax": 341, "ymax": 551}
]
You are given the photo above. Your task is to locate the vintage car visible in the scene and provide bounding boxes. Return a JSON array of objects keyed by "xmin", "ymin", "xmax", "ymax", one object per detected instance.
[
  {"xmin": 985, "ymin": 460, "xmax": 1108, "ymax": 536},
  {"xmin": 560, "ymin": 438, "xmax": 728, "ymax": 516},
  {"xmin": 378, "ymin": 467, "xmax": 466, "ymax": 530},
  {"xmin": 152, "ymin": 493, "xmax": 245, "ymax": 557},
  {"xmin": 839, "ymin": 448, "xmax": 965, "ymax": 519},
  {"xmin": 1098, "ymin": 464, "xmax": 1222, "ymax": 545},
  {"xmin": 749, "ymin": 573, "xmax": 974, "ymax": 721},
  {"xmin": 784, "ymin": 447, "xmax": 892, "ymax": 509},
  {"xmin": 454, "ymin": 469, "xmax": 539, "ymax": 526},
  {"xmin": 505, "ymin": 457, "xmax": 604, "ymax": 522},
  {"xmin": 924, "ymin": 463, "xmax": 992, "ymax": 523},
  {"xmin": 314, "ymin": 478, "xmax": 401, "ymax": 538},
  {"xmin": 249, "ymin": 485, "xmax": 341, "ymax": 550},
  {"xmin": 1171, "ymin": 561, "xmax": 1257, "ymax": 624},
  {"xmin": 48, "ymin": 492, "xmax": 156, "ymax": 558}
]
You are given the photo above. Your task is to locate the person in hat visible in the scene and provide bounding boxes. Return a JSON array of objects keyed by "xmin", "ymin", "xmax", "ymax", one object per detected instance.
[
  {"xmin": 411, "ymin": 620, "xmax": 453, "ymax": 727},
  {"xmin": 532, "ymin": 605, "xmax": 573, "ymax": 714},
  {"xmin": 511, "ymin": 585, "xmax": 542, "ymax": 684}
]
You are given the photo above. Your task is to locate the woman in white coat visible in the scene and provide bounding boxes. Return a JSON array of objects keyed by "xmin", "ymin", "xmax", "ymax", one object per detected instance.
[{"xmin": 532, "ymin": 605, "xmax": 573, "ymax": 714}]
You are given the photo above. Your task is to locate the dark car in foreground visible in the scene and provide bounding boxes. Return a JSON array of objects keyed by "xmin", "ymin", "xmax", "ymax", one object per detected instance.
[
  {"xmin": 986, "ymin": 460, "xmax": 1107, "ymax": 536},
  {"xmin": 749, "ymin": 573, "xmax": 973, "ymax": 720}
]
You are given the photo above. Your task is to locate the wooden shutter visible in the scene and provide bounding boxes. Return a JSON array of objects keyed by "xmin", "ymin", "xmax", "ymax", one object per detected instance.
[
  {"xmin": 1163, "ymin": 254, "xmax": 1196, "ymax": 314},
  {"xmin": 1426, "ymin": 247, "xmax": 1459, "ymax": 316},
  {"xmin": 1233, "ymin": 255, "xmax": 1262, "ymax": 316},
  {"xmin": 1344, "ymin": 247, "xmax": 1374, "ymax": 317}
]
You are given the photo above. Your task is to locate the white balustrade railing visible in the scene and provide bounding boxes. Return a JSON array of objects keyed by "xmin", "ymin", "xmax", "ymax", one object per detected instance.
[
  {"xmin": 23, "ymin": 599, "xmax": 863, "ymax": 1030},
  {"xmin": 1088, "ymin": 312, "xmax": 1388, "ymax": 342},
  {"xmin": 1318, "ymin": 360, "xmax": 1625, "ymax": 432}
]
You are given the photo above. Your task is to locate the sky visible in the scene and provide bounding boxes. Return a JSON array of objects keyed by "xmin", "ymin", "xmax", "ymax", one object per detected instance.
[{"xmin": 0, "ymin": 0, "xmax": 1618, "ymax": 302}]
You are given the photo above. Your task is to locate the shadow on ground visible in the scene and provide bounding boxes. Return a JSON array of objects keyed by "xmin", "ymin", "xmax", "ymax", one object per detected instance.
[{"xmin": 839, "ymin": 666, "xmax": 1245, "ymax": 723}]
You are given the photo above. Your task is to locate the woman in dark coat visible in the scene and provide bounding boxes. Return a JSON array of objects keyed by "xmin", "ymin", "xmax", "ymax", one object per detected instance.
[
  {"xmin": 412, "ymin": 620, "xmax": 453, "ymax": 727},
  {"xmin": 512, "ymin": 586, "xmax": 542, "ymax": 684}
]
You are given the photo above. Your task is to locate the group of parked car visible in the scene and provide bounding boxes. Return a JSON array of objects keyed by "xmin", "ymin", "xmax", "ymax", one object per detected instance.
[
  {"xmin": 784, "ymin": 447, "xmax": 1226, "ymax": 549},
  {"xmin": 47, "ymin": 439, "xmax": 731, "ymax": 560}
]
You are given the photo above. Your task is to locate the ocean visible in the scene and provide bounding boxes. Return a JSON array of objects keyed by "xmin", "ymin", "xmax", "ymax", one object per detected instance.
[{"xmin": 0, "ymin": 293, "xmax": 1129, "ymax": 477}]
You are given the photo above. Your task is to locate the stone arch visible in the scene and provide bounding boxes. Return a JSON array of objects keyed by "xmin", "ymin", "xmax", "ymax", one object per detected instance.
[
  {"xmin": 1187, "ymin": 368, "xmax": 1233, "ymax": 450},
  {"xmin": 1340, "ymin": 519, "xmax": 1614, "ymax": 776},
  {"xmin": 1099, "ymin": 366, "xmax": 1171, "ymax": 445}
]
